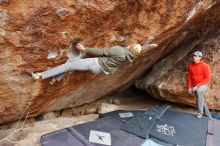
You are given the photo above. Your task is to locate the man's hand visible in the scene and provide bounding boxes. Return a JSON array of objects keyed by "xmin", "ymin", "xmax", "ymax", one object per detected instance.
[
  {"xmin": 76, "ymin": 43, "xmax": 86, "ymax": 51},
  {"xmin": 193, "ymin": 86, "xmax": 198, "ymax": 92},
  {"xmin": 150, "ymin": 43, "xmax": 158, "ymax": 47},
  {"xmin": 188, "ymin": 88, "xmax": 193, "ymax": 94}
]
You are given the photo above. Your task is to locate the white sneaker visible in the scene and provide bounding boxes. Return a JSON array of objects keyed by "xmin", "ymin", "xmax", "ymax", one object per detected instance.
[
  {"xmin": 31, "ymin": 72, "xmax": 41, "ymax": 80},
  {"xmin": 196, "ymin": 113, "xmax": 203, "ymax": 118}
]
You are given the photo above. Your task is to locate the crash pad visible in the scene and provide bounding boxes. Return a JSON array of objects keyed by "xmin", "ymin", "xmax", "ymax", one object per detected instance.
[{"xmin": 149, "ymin": 110, "xmax": 208, "ymax": 146}]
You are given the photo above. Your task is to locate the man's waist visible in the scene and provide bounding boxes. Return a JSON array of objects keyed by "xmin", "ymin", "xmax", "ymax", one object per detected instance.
[
  {"xmin": 192, "ymin": 81, "xmax": 209, "ymax": 86},
  {"xmin": 96, "ymin": 59, "xmax": 110, "ymax": 75}
]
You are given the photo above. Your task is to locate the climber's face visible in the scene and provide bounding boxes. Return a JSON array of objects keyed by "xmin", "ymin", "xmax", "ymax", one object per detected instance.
[{"xmin": 193, "ymin": 55, "xmax": 202, "ymax": 63}]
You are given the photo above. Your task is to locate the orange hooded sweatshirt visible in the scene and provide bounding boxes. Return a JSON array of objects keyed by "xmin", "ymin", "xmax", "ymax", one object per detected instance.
[{"xmin": 188, "ymin": 61, "xmax": 211, "ymax": 89}]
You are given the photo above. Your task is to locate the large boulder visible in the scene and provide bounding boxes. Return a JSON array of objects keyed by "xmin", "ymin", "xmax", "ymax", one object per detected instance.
[
  {"xmin": 0, "ymin": 0, "xmax": 219, "ymax": 123},
  {"xmin": 136, "ymin": 30, "xmax": 220, "ymax": 109}
]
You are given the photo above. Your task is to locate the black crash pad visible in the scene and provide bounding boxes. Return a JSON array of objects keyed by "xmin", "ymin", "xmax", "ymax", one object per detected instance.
[
  {"xmin": 41, "ymin": 116, "xmax": 145, "ymax": 146},
  {"xmin": 121, "ymin": 113, "xmax": 157, "ymax": 139},
  {"xmin": 149, "ymin": 110, "xmax": 208, "ymax": 146}
]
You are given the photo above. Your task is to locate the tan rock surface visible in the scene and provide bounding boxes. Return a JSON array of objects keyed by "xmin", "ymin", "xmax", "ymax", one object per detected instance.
[{"xmin": 0, "ymin": 0, "xmax": 219, "ymax": 124}]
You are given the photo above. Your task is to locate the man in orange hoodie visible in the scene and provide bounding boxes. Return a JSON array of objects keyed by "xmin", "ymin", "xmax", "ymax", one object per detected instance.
[{"xmin": 188, "ymin": 51, "xmax": 212, "ymax": 119}]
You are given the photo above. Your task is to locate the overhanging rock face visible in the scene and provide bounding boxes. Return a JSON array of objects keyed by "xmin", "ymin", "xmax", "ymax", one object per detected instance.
[{"xmin": 0, "ymin": 0, "xmax": 218, "ymax": 123}]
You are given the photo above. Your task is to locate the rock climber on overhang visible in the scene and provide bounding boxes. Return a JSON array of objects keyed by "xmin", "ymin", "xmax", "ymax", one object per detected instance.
[{"xmin": 29, "ymin": 38, "xmax": 158, "ymax": 84}]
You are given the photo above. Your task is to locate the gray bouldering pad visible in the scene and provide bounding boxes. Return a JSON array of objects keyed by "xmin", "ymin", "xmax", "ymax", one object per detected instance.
[
  {"xmin": 149, "ymin": 110, "xmax": 208, "ymax": 146},
  {"xmin": 121, "ymin": 113, "xmax": 157, "ymax": 138},
  {"xmin": 206, "ymin": 119, "xmax": 220, "ymax": 146}
]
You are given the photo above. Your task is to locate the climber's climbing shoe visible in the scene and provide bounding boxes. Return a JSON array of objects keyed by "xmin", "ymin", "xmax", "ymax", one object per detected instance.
[{"xmin": 27, "ymin": 71, "xmax": 41, "ymax": 80}]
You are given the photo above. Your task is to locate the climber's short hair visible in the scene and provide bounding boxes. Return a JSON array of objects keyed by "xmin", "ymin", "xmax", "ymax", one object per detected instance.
[
  {"xmin": 71, "ymin": 38, "xmax": 81, "ymax": 47},
  {"xmin": 128, "ymin": 44, "xmax": 142, "ymax": 57}
]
